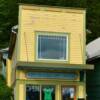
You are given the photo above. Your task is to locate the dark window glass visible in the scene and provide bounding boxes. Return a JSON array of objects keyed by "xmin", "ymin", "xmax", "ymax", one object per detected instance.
[
  {"xmin": 42, "ymin": 85, "xmax": 55, "ymax": 100},
  {"xmin": 38, "ymin": 35, "xmax": 67, "ymax": 60},
  {"xmin": 26, "ymin": 85, "xmax": 40, "ymax": 100},
  {"xmin": 62, "ymin": 87, "xmax": 75, "ymax": 100}
]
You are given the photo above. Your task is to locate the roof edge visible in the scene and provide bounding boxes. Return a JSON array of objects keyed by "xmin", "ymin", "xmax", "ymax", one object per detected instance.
[
  {"xmin": 19, "ymin": 3, "xmax": 86, "ymax": 11},
  {"xmin": 87, "ymin": 56, "xmax": 100, "ymax": 62},
  {"xmin": 8, "ymin": 32, "xmax": 17, "ymax": 59}
]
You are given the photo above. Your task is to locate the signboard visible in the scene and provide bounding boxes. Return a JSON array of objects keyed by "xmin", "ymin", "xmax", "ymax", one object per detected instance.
[{"xmin": 26, "ymin": 72, "xmax": 78, "ymax": 80}]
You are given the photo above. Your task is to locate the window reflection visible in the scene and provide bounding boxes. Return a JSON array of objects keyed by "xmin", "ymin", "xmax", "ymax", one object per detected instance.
[
  {"xmin": 38, "ymin": 35, "xmax": 67, "ymax": 60},
  {"xmin": 26, "ymin": 85, "xmax": 55, "ymax": 100},
  {"xmin": 26, "ymin": 85, "xmax": 40, "ymax": 100},
  {"xmin": 26, "ymin": 85, "xmax": 76, "ymax": 100},
  {"xmin": 62, "ymin": 87, "xmax": 75, "ymax": 100}
]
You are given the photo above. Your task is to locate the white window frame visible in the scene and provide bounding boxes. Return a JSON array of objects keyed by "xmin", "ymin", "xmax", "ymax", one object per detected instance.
[{"xmin": 36, "ymin": 32, "xmax": 69, "ymax": 62}]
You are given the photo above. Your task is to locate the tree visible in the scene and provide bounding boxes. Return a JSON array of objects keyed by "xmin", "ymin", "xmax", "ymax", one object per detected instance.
[
  {"xmin": 0, "ymin": 75, "xmax": 12, "ymax": 100},
  {"xmin": 0, "ymin": 0, "xmax": 86, "ymax": 49},
  {"xmin": 87, "ymin": 0, "xmax": 100, "ymax": 43},
  {"xmin": 0, "ymin": 0, "xmax": 18, "ymax": 48}
]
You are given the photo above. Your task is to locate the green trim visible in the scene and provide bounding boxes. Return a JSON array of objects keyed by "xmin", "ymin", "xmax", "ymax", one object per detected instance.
[
  {"xmin": 17, "ymin": 5, "xmax": 22, "ymax": 61},
  {"xmin": 84, "ymin": 71, "xmax": 86, "ymax": 100},
  {"xmin": 83, "ymin": 11, "xmax": 86, "ymax": 64},
  {"xmin": 16, "ymin": 81, "xmax": 19, "ymax": 100},
  {"xmin": 68, "ymin": 32, "xmax": 71, "ymax": 63},
  {"xmin": 34, "ymin": 31, "xmax": 37, "ymax": 62},
  {"xmin": 16, "ymin": 61, "xmax": 94, "ymax": 70},
  {"xmin": 34, "ymin": 31, "xmax": 70, "ymax": 63}
]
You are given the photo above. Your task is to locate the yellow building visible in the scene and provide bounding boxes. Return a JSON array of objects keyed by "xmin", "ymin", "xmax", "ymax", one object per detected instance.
[{"xmin": 7, "ymin": 4, "xmax": 94, "ymax": 100}]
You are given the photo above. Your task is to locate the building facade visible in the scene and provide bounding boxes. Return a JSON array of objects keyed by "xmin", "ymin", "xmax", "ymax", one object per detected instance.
[
  {"xmin": 87, "ymin": 57, "xmax": 100, "ymax": 100},
  {"xmin": 6, "ymin": 4, "xmax": 93, "ymax": 100},
  {"xmin": 86, "ymin": 38, "xmax": 100, "ymax": 100}
]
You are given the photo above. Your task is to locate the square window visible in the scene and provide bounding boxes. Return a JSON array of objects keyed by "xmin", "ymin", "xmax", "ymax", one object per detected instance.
[{"xmin": 36, "ymin": 32, "xmax": 68, "ymax": 61}]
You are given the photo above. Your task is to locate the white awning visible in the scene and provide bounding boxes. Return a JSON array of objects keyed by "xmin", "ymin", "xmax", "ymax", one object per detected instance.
[{"xmin": 86, "ymin": 37, "xmax": 100, "ymax": 59}]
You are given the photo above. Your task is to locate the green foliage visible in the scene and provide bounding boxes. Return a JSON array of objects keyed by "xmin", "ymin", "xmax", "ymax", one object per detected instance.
[
  {"xmin": 0, "ymin": 75, "xmax": 12, "ymax": 100},
  {"xmin": 87, "ymin": 0, "xmax": 100, "ymax": 43},
  {"xmin": 20, "ymin": 0, "xmax": 86, "ymax": 7},
  {"xmin": 0, "ymin": 0, "xmax": 18, "ymax": 48}
]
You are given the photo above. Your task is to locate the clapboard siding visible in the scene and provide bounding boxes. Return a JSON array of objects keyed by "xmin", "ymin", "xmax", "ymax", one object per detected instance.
[{"xmin": 17, "ymin": 5, "xmax": 85, "ymax": 64}]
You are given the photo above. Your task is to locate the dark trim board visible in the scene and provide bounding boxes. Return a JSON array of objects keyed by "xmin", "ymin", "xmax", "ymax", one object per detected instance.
[{"xmin": 16, "ymin": 61, "xmax": 94, "ymax": 71}]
